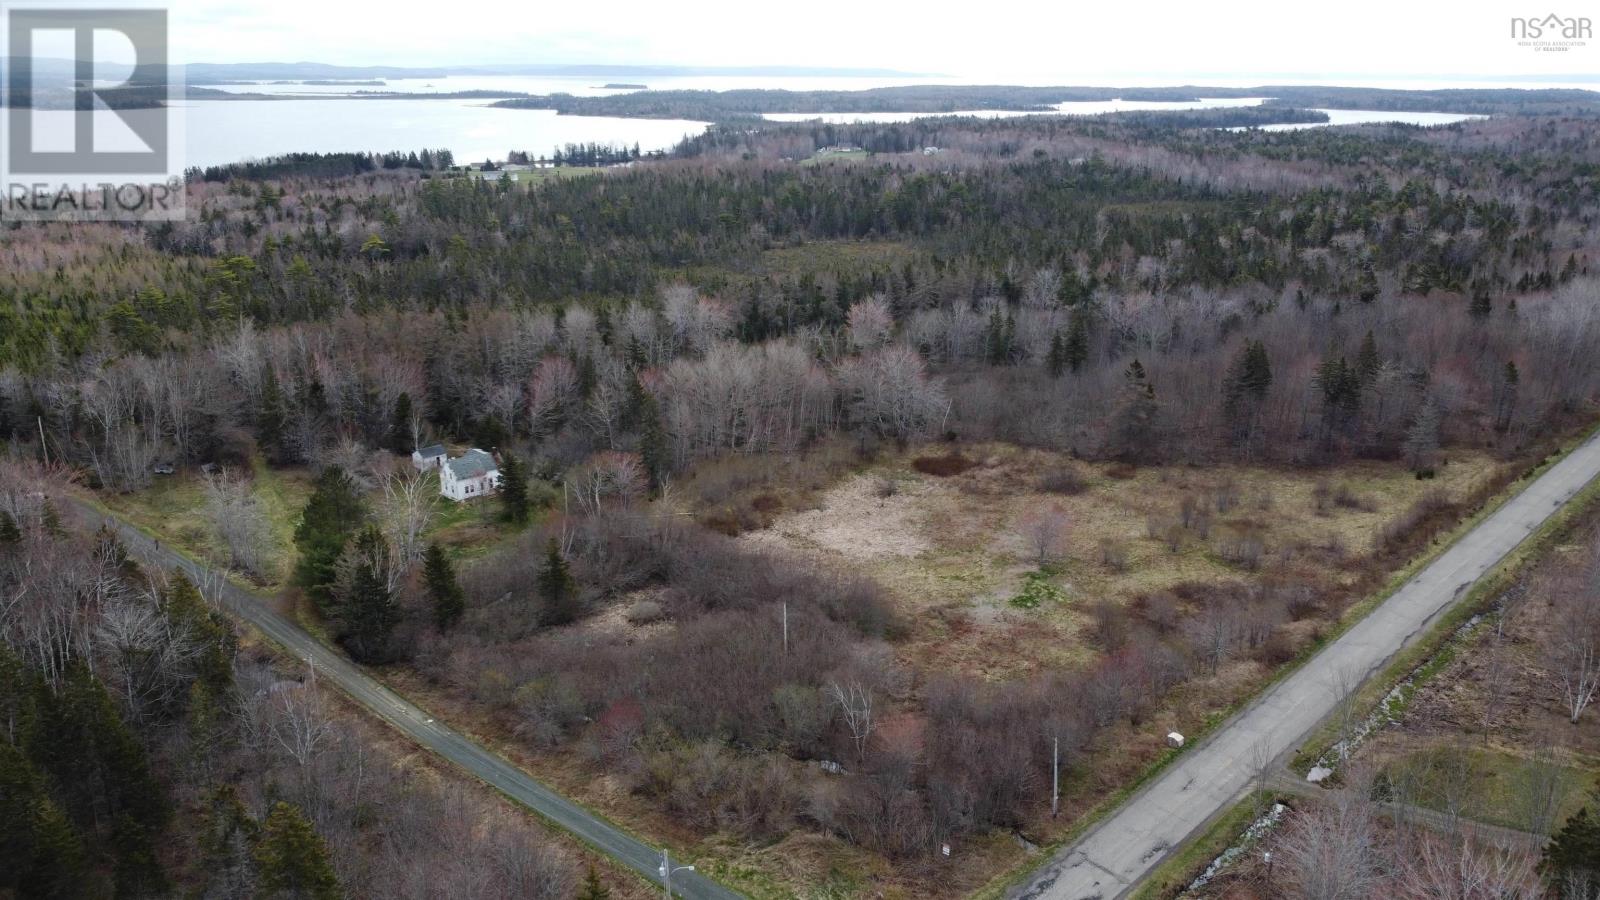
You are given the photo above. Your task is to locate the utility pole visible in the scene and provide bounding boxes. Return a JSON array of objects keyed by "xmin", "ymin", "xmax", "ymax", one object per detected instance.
[
  {"xmin": 782, "ymin": 601, "xmax": 788, "ymax": 654},
  {"xmin": 658, "ymin": 848, "xmax": 694, "ymax": 899},
  {"xmin": 1051, "ymin": 736, "xmax": 1060, "ymax": 818}
]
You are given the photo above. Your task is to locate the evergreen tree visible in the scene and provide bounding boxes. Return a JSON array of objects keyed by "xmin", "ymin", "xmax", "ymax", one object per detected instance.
[
  {"xmin": 1354, "ymin": 331, "xmax": 1381, "ymax": 387},
  {"xmin": 577, "ymin": 865, "xmax": 612, "ymax": 900},
  {"xmin": 1404, "ymin": 401, "xmax": 1442, "ymax": 473},
  {"xmin": 985, "ymin": 310, "xmax": 1015, "ymax": 365},
  {"xmin": 1469, "ymin": 284, "xmax": 1493, "ymax": 320},
  {"xmin": 1222, "ymin": 340, "xmax": 1272, "ymax": 448},
  {"xmin": 1315, "ymin": 354, "xmax": 1363, "ymax": 447},
  {"xmin": 537, "ymin": 539, "xmax": 580, "ymax": 627},
  {"xmin": 330, "ymin": 525, "xmax": 398, "ymax": 663},
  {"xmin": 111, "ymin": 812, "xmax": 170, "ymax": 897},
  {"xmin": 27, "ymin": 662, "xmax": 170, "ymax": 833},
  {"xmin": 498, "ymin": 451, "xmax": 530, "ymax": 523},
  {"xmin": 1045, "ymin": 331, "xmax": 1067, "ymax": 379},
  {"xmin": 0, "ymin": 740, "xmax": 89, "ymax": 900},
  {"xmin": 0, "ymin": 510, "xmax": 21, "ymax": 545},
  {"xmin": 197, "ymin": 786, "xmax": 258, "ymax": 899},
  {"xmin": 253, "ymin": 802, "xmax": 342, "ymax": 900},
  {"xmin": 1111, "ymin": 360, "xmax": 1158, "ymax": 463},
  {"xmin": 292, "ymin": 467, "xmax": 367, "ymax": 610},
  {"xmin": 1544, "ymin": 804, "xmax": 1600, "ymax": 894},
  {"xmin": 386, "ymin": 392, "xmax": 414, "ymax": 455},
  {"xmin": 162, "ymin": 573, "xmax": 236, "ymax": 699},
  {"xmin": 40, "ymin": 500, "xmax": 63, "ymax": 537},
  {"xmin": 637, "ymin": 390, "xmax": 670, "ymax": 493},
  {"xmin": 1497, "ymin": 360, "xmax": 1521, "ymax": 432},
  {"xmin": 1063, "ymin": 310, "xmax": 1090, "ymax": 373},
  {"xmin": 257, "ymin": 369, "xmax": 288, "ymax": 463},
  {"xmin": 0, "ymin": 645, "xmax": 35, "ymax": 744},
  {"xmin": 422, "ymin": 544, "xmax": 465, "ymax": 632}
]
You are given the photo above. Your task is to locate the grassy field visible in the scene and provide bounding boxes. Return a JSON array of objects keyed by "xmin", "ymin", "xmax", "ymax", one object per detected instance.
[
  {"xmin": 1375, "ymin": 744, "xmax": 1592, "ymax": 830},
  {"xmin": 743, "ymin": 442, "xmax": 1504, "ymax": 681},
  {"xmin": 94, "ymin": 459, "xmax": 313, "ymax": 590},
  {"xmin": 801, "ymin": 148, "xmax": 870, "ymax": 165}
]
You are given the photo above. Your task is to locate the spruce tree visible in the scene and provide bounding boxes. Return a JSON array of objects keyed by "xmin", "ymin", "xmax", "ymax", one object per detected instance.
[
  {"xmin": 423, "ymin": 544, "xmax": 465, "ymax": 632},
  {"xmin": 1354, "ymin": 331, "xmax": 1380, "ymax": 387},
  {"xmin": 292, "ymin": 467, "xmax": 367, "ymax": 610},
  {"xmin": 1063, "ymin": 311, "xmax": 1089, "ymax": 373},
  {"xmin": 1223, "ymin": 340, "xmax": 1272, "ymax": 448},
  {"xmin": 386, "ymin": 392, "xmax": 414, "ymax": 455},
  {"xmin": 1469, "ymin": 285, "xmax": 1493, "ymax": 320},
  {"xmin": 0, "ymin": 510, "xmax": 21, "ymax": 545},
  {"xmin": 1544, "ymin": 804, "xmax": 1600, "ymax": 891},
  {"xmin": 638, "ymin": 391, "xmax": 670, "ymax": 493},
  {"xmin": 257, "ymin": 369, "xmax": 288, "ymax": 463},
  {"xmin": 163, "ymin": 574, "xmax": 236, "ymax": 698},
  {"xmin": 1046, "ymin": 331, "xmax": 1067, "ymax": 379},
  {"xmin": 1112, "ymin": 360, "xmax": 1158, "ymax": 463},
  {"xmin": 40, "ymin": 500, "xmax": 63, "ymax": 537},
  {"xmin": 254, "ymin": 802, "xmax": 342, "ymax": 900},
  {"xmin": 537, "ymin": 539, "xmax": 580, "ymax": 627},
  {"xmin": 577, "ymin": 865, "xmax": 612, "ymax": 900},
  {"xmin": 198, "ymin": 786, "xmax": 259, "ymax": 898},
  {"xmin": 1497, "ymin": 360, "xmax": 1521, "ymax": 431},
  {"xmin": 0, "ymin": 740, "xmax": 89, "ymax": 899},
  {"xmin": 330, "ymin": 525, "xmax": 398, "ymax": 663},
  {"xmin": 498, "ymin": 451, "xmax": 530, "ymax": 523}
]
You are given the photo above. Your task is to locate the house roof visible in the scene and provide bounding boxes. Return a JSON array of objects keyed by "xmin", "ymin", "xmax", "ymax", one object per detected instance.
[
  {"xmin": 446, "ymin": 449, "xmax": 497, "ymax": 479},
  {"xmin": 415, "ymin": 444, "xmax": 446, "ymax": 458}
]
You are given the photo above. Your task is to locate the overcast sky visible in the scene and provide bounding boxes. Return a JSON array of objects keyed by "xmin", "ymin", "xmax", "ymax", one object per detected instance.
[{"xmin": 168, "ymin": 0, "xmax": 1595, "ymax": 82}]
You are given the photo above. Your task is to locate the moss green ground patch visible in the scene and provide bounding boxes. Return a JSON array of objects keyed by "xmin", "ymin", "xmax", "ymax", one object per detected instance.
[
  {"xmin": 1010, "ymin": 569, "xmax": 1068, "ymax": 609},
  {"xmin": 96, "ymin": 459, "xmax": 312, "ymax": 589},
  {"xmin": 1376, "ymin": 745, "xmax": 1592, "ymax": 831}
]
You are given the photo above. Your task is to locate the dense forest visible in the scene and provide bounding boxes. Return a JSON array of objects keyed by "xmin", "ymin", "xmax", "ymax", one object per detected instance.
[{"xmin": 2, "ymin": 104, "xmax": 1600, "ymax": 896}]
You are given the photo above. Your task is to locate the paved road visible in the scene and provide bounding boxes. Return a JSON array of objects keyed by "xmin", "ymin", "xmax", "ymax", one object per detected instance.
[
  {"xmin": 78, "ymin": 501, "xmax": 744, "ymax": 900},
  {"xmin": 1013, "ymin": 430, "xmax": 1600, "ymax": 900}
]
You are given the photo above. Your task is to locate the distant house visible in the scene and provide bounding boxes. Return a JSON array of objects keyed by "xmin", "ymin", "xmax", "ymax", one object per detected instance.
[
  {"xmin": 922, "ymin": 146, "xmax": 942, "ymax": 155},
  {"xmin": 412, "ymin": 444, "xmax": 447, "ymax": 472},
  {"xmin": 440, "ymin": 449, "xmax": 500, "ymax": 501}
]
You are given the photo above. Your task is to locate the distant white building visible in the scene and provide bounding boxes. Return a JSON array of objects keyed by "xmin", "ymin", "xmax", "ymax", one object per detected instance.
[
  {"xmin": 412, "ymin": 444, "xmax": 446, "ymax": 472},
  {"xmin": 440, "ymin": 448, "xmax": 501, "ymax": 501}
]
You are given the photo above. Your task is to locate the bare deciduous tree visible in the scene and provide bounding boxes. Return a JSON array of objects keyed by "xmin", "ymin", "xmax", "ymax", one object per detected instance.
[
  {"xmin": 847, "ymin": 295, "xmax": 894, "ymax": 351},
  {"xmin": 1548, "ymin": 566, "xmax": 1600, "ymax": 724},
  {"xmin": 527, "ymin": 356, "xmax": 579, "ymax": 438},
  {"xmin": 1277, "ymin": 780, "xmax": 1384, "ymax": 900},
  {"xmin": 377, "ymin": 469, "xmax": 436, "ymax": 583},
  {"xmin": 829, "ymin": 679, "xmax": 875, "ymax": 762},
  {"xmin": 1018, "ymin": 502, "xmax": 1071, "ymax": 568},
  {"xmin": 204, "ymin": 471, "xmax": 273, "ymax": 580}
]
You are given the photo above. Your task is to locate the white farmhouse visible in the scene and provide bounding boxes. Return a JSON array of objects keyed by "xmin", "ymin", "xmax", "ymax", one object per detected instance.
[
  {"xmin": 412, "ymin": 443, "xmax": 446, "ymax": 472},
  {"xmin": 439, "ymin": 449, "xmax": 501, "ymax": 501}
]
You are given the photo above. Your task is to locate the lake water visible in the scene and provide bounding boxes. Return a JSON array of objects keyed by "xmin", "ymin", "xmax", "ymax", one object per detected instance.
[
  {"xmin": 177, "ymin": 98, "xmax": 708, "ymax": 170},
  {"xmin": 1238, "ymin": 108, "xmax": 1487, "ymax": 131},
  {"xmin": 763, "ymin": 97, "xmax": 1273, "ymax": 123},
  {"xmin": 153, "ymin": 75, "xmax": 1580, "ymax": 168}
]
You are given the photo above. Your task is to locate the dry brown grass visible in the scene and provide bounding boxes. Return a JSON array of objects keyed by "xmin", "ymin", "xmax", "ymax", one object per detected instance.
[{"xmin": 741, "ymin": 443, "xmax": 1503, "ymax": 683}]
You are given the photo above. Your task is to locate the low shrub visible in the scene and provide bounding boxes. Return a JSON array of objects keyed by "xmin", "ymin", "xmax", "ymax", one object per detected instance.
[
  {"xmin": 912, "ymin": 452, "xmax": 977, "ymax": 477},
  {"xmin": 1039, "ymin": 466, "xmax": 1089, "ymax": 495}
]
